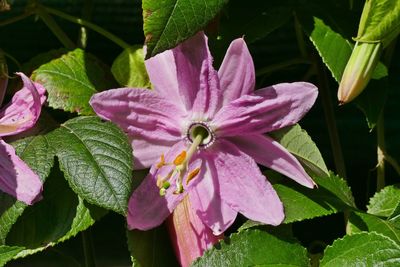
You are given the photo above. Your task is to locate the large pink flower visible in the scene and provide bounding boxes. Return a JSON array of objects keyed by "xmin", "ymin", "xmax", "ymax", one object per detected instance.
[
  {"xmin": 90, "ymin": 32, "xmax": 318, "ymax": 234},
  {"xmin": 0, "ymin": 73, "xmax": 46, "ymax": 205}
]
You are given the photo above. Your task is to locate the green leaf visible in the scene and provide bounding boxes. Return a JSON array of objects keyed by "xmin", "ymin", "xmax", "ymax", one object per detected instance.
[
  {"xmin": 273, "ymin": 172, "xmax": 355, "ymax": 223},
  {"xmin": 348, "ymin": 211, "xmax": 400, "ymax": 244},
  {"xmin": 143, "ymin": 0, "xmax": 228, "ymax": 58},
  {"xmin": 357, "ymin": 0, "xmax": 400, "ymax": 46},
  {"xmin": 367, "ymin": 184, "xmax": 400, "ymax": 217},
  {"xmin": 111, "ymin": 46, "xmax": 151, "ymax": 88},
  {"xmin": 304, "ymin": 17, "xmax": 387, "ymax": 83},
  {"xmin": 5, "ymin": 166, "xmax": 106, "ymax": 260},
  {"xmin": 0, "ymin": 135, "xmax": 54, "ymax": 244},
  {"xmin": 320, "ymin": 232, "xmax": 400, "ymax": 267},
  {"xmin": 126, "ymin": 225, "xmax": 178, "ymax": 267},
  {"xmin": 0, "ymin": 246, "xmax": 24, "ymax": 266},
  {"xmin": 192, "ymin": 229, "xmax": 309, "ymax": 267},
  {"xmin": 270, "ymin": 124, "xmax": 329, "ymax": 177},
  {"xmin": 32, "ymin": 48, "xmax": 115, "ymax": 115},
  {"xmin": 47, "ymin": 116, "xmax": 133, "ymax": 215}
]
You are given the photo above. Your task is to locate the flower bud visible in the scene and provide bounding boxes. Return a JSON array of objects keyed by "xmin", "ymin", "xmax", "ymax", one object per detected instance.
[{"xmin": 337, "ymin": 41, "xmax": 382, "ymax": 104}]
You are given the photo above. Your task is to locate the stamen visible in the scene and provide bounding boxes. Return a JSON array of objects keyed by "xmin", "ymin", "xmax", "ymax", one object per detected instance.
[
  {"xmin": 186, "ymin": 168, "xmax": 200, "ymax": 185},
  {"xmin": 156, "ymin": 154, "xmax": 165, "ymax": 168},
  {"xmin": 173, "ymin": 151, "xmax": 187, "ymax": 166}
]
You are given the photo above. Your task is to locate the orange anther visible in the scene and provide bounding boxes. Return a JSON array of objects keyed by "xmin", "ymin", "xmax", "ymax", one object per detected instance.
[
  {"xmin": 173, "ymin": 151, "xmax": 187, "ymax": 166},
  {"xmin": 186, "ymin": 168, "xmax": 200, "ymax": 185}
]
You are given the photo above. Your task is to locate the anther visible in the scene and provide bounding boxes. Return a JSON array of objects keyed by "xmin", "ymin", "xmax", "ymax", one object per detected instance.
[
  {"xmin": 186, "ymin": 168, "xmax": 200, "ymax": 185},
  {"xmin": 173, "ymin": 151, "xmax": 187, "ymax": 166}
]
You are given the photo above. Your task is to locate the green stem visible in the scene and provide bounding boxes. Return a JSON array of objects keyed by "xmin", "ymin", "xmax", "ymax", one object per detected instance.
[
  {"xmin": 385, "ymin": 154, "xmax": 400, "ymax": 176},
  {"xmin": 256, "ymin": 58, "xmax": 310, "ymax": 77},
  {"xmin": 315, "ymin": 57, "xmax": 347, "ymax": 179},
  {"xmin": 35, "ymin": 5, "xmax": 75, "ymax": 49},
  {"xmin": 294, "ymin": 14, "xmax": 308, "ymax": 59},
  {"xmin": 376, "ymin": 112, "xmax": 385, "ymax": 191},
  {"xmin": 0, "ymin": 11, "xmax": 33, "ymax": 27},
  {"xmin": 44, "ymin": 6, "xmax": 130, "ymax": 49},
  {"xmin": 82, "ymin": 229, "xmax": 96, "ymax": 267},
  {"xmin": 77, "ymin": 0, "xmax": 94, "ymax": 48}
]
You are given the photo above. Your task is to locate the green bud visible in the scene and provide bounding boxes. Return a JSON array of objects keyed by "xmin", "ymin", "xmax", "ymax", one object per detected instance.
[
  {"xmin": 162, "ymin": 181, "xmax": 170, "ymax": 189},
  {"xmin": 337, "ymin": 41, "xmax": 382, "ymax": 104}
]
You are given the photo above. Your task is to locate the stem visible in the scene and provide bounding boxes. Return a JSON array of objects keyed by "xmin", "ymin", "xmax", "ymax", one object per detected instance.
[
  {"xmin": 0, "ymin": 11, "xmax": 33, "ymax": 27},
  {"xmin": 294, "ymin": 14, "xmax": 308, "ymax": 59},
  {"xmin": 376, "ymin": 112, "xmax": 385, "ymax": 191},
  {"xmin": 82, "ymin": 229, "xmax": 96, "ymax": 267},
  {"xmin": 77, "ymin": 0, "xmax": 94, "ymax": 48},
  {"xmin": 256, "ymin": 58, "xmax": 310, "ymax": 77},
  {"xmin": 35, "ymin": 5, "xmax": 75, "ymax": 49},
  {"xmin": 315, "ymin": 57, "xmax": 347, "ymax": 179},
  {"xmin": 44, "ymin": 6, "xmax": 130, "ymax": 49}
]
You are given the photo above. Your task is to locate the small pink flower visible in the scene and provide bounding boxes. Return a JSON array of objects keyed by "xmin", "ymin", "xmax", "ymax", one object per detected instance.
[
  {"xmin": 90, "ymin": 32, "xmax": 317, "ymax": 234},
  {"xmin": 0, "ymin": 73, "xmax": 46, "ymax": 205}
]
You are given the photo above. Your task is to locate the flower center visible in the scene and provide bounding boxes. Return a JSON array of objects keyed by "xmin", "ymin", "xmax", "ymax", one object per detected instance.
[{"xmin": 187, "ymin": 121, "xmax": 214, "ymax": 148}]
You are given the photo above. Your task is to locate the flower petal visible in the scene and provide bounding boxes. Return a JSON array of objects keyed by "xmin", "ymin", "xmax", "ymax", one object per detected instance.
[
  {"xmin": 218, "ymin": 38, "xmax": 255, "ymax": 104},
  {"xmin": 0, "ymin": 73, "xmax": 46, "ymax": 136},
  {"xmin": 127, "ymin": 141, "xmax": 202, "ymax": 230},
  {"xmin": 173, "ymin": 32, "xmax": 221, "ymax": 118},
  {"xmin": 212, "ymin": 82, "xmax": 318, "ymax": 136},
  {"xmin": 167, "ymin": 197, "xmax": 221, "ymax": 267},
  {"xmin": 230, "ymin": 134, "xmax": 315, "ymax": 188},
  {"xmin": 189, "ymin": 155, "xmax": 237, "ymax": 235},
  {"xmin": 91, "ymin": 88, "xmax": 184, "ymax": 138},
  {"xmin": 145, "ymin": 49, "xmax": 187, "ymax": 112},
  {"xmin": 0, "ymin": 139, "xmax": 42, "ymax": 205},
  {"xmin": 131, "ymin": 137, "xmax": 177, "ymax": 169},
  {"xmin": 211, "ymin": 140, "xmax": 284, "ymax": 225}
]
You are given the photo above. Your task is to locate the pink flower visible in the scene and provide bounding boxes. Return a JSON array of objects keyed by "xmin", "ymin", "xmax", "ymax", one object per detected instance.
[
  {"xmin": 0, "ymin": 73, "xmax": 46, "ymax": 205},
  {"xmin": 90, "ymin": 32, "xmax": 317, "ymax": 234}
]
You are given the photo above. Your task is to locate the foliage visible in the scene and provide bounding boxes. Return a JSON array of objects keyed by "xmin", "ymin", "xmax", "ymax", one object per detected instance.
[{"xmin": 1, "ymin": 0, "xmax": 400, "ymax": 266}]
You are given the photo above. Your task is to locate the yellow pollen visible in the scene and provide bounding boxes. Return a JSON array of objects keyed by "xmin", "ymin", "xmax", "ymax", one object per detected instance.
[
  {"xmin": 173, "ymin": 151, "xmax": 187, "ymax": 166},
  {"xmin": 156, "ymin": 154, "xmax": 165, "ymax": 168},
  {"xmin": 186, "ymin": 168, "xmax": 200, "ymax": 185}
]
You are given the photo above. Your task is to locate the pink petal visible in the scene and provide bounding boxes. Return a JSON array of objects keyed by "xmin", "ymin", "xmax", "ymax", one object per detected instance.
[
  {"xmin": 167, "ymin": 197, "xmax": 221, "ymax": 267},
  {"xmin": 189, "ymin": 155, "xmax": 237, "ymax": 235},
  {"xmin": 0, "ymin": 139, "xmax": 42, "ymax": 205},
  {"xmin": 131, "ymin": 137, "xmax": 177, "ymax": 169},
  {"xmin": 145, "ymin": 49, "xmax": 187, "ymax": 112},
  {"xmin": 230, "ymin": 134, "xmax": 315, "ymax": 188},
  {"xmin": 211, "ymin": 140, "xmax": 284, "ymax": 225},
  {"xmin": 173, "ymin": 32, "xmax": 222, "ymax": 117},
  {"xmin": 127, "ymin": 141, "xmax": 202, "ymax": 230},
  {"xmin": 212, "ymin": 82, "xmax": 318, "ymax": 136},
  {"xmin": 90, "ymin": 88, "xmax": 184, "ymax": 168},
  {"xmin": 218, "ymin": 38, "xmax": 255, "ymax": 105},
  {"xmin": 0, "ymin": 73, "xmax": 46, "ymax": 136}
]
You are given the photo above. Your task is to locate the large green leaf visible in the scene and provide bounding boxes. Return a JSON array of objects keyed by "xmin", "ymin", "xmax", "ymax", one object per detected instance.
[
  {"xmin": 0, "ymin": 135, "xmax": 54, "ymax": 244},
  {"xmin": 192, "ymin": 228, "xmax": 309, "ymax": 267},
  {"xmin": 32, "ymin": 48, "xmax": 115, "ymax": 115},
  {"xmin": 5, "ymin": 166, "xmax": 106, "ymax": 261},
  {"xmin": 357, "ymin": 0, "xmax": 400, "ymax": 46},
  {"xmin": 47, "ymin": 116, "xmax": 133, "ymax": 215},
  {"xmin": 143, "ymin": 0, "xmax": 228, "ymax": 58},
  {"xmin": 0, "ymin": 246, "xmax": 24, "ymax": 266},
  {"xmin": 111, "ymin": 46, "xmax": 151, "ymax": 88},
  {"xmin": 273, "ymin": 173, "xmax": 355, "ymax": 223},
  {"xmin": 320, "ymin": 232, "xmax": 400, "ymax": 266},
  {"xmin": 367, "ymin": 184, "xmax": 400, "ymax": 217},
  {"xmin": 270, "ymin": 124, "xmax": 329, "ymax": 177},
  {"xmin": 126, "ymin": 225, "xmax": 178, "ymax": 267},
  {"xmin": 348, "ymin": 211, "xmax": 400, "ymax": 244}
]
